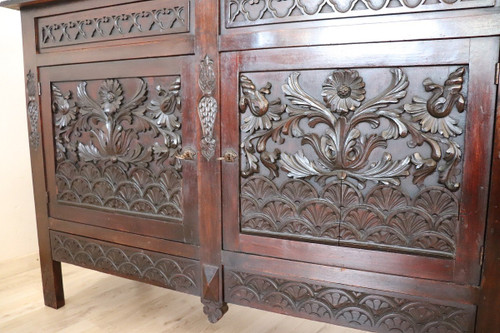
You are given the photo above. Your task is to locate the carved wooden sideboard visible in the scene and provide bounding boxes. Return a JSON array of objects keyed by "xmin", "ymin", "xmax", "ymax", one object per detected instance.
[{"xmin": 2, "ymin": 0, "xmax": 500, "ymax": 331}]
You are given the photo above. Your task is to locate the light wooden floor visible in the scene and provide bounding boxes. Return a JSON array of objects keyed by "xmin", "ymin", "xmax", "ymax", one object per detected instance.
[{"xmin": 0, "ymin": 254, "xmax": 367, "ymax": 333}]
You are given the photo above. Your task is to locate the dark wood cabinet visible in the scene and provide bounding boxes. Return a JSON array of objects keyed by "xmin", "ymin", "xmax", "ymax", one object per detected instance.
[{"xmin": 2, "ymin": 0, "xmax": 500, "ymax": 331}]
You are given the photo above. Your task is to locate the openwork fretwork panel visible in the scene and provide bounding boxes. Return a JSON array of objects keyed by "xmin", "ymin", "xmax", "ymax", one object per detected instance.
[
  {"xmin": 225, "ymin": 0, "xmax": 494, "ymax": 28},
  {"xmin": 38, "ymin": 0, "xmax": 189, "ymax": 48},
  {"xmin": 239, "ymin": 66, "xmax": 468, "ymax": 258},
  {"xmin": 52, "ymin": 76, "xmax": 184, "ymax": 222}
]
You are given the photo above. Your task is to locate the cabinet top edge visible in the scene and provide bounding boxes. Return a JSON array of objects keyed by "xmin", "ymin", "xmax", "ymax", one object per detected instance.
[{"xmin": 1, "ymin": 0, "xmax": 73, "ymax": 10}]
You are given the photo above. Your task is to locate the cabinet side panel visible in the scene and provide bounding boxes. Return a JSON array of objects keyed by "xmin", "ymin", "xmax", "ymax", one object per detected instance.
[{"xmin": 20, "ymin": 8, "xmax": 65, "ymax": 309}]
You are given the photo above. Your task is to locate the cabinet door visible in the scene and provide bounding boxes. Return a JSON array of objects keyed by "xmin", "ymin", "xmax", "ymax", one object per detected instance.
[
  {"xmin": 40, "ymin": 57, "xmax": 199, "ymax": 244},
  {"xmin": 221, "ymin": 38, "xmax": 499, "ymax": 283}
]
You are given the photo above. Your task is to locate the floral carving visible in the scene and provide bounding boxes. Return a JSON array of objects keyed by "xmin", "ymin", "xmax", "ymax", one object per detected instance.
[
  {"xmin": 52, "ymin": 77, "xmax": 184, "ymax": 220},
  {"xmin": 239, "ymin": 68, "xmax": 466, "ymax": 256},
  {"xmin": 240, "ymin": 68, "xmax": 466, "ymax": 191},
  {"xmin": 225, "ymin": 270, "xmax": 474, "ymax": 333},
  {"xmin": 321, "ymin": 69, "xmax": 366, "ymax": 113}
]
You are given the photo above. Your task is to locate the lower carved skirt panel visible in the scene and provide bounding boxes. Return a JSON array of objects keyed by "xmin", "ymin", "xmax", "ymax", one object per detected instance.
[
  {"xmin": 224, "ymin": 269, "xmax": 475, "ymax": 333},
  {"xmin": 50, "ymin": 231, "xmax": 200, "ymax": 296}
]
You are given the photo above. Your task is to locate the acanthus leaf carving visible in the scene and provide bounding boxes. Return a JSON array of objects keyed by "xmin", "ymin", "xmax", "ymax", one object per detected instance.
[
  {"xmin": 52, "ymin": 77, "xmax": 184, "ymax": 220},
  {"xmin": 202, "ymin": 300, "xmax": 229, "ymax": 323},
  {"xmin": 239, "ymin": 67, "xmax": 467, "ymax": 256},
  {"xmin": 239, "ymin": 67, "xmax": 466, "ymax": 192},
  {"xmin": 404, "ymin": 67, "xmax": 465, "ymax": 139}
]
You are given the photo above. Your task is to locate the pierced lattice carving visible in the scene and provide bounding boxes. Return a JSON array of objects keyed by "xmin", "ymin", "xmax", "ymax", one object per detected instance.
[
  {"xmin": 226, "ymin": 0, "xmax": 494, "ymax": 28},
  {"xmin": 39, "ymin": 0, "xmax": 189, "ymax": 48}
]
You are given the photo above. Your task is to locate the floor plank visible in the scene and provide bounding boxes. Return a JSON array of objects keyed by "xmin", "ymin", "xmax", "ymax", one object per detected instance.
[{"xmin": 0, "ymin": 261, "xmax": 368, "ymax": 332}]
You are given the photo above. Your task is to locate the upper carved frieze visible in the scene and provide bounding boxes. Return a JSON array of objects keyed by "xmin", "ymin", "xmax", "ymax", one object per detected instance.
[
  {"xmin": 39, "ymin": 0, "xmax": 189, "ymax": 48},
  {"xmin": 226, "ymin": 0, "xmax": 494, "ymax": 28}
]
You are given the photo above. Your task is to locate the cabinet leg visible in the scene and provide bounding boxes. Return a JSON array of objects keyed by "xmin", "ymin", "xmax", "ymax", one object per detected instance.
[
  {"xmin": 202, "ymin": 299, "xmax": 228, "ymax": 323},
  {"xmin": 40, "ymin": 258, "xmax": 65, "ymax": 308}
]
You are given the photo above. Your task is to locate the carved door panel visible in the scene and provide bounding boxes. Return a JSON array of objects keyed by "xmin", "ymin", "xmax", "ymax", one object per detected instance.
[
  {"xmin": 39, "ymin": 57, "xmax": 199, "ymax": 244},
  {"xmin": 221, "ymin": 38, "xmax": 499, "ymax": 283}
]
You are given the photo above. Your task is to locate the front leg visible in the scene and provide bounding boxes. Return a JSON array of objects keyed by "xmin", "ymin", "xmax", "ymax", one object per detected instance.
[
  {"xmin": 40, "ymin": 256, "xmax": 65, "ymax": 308},
  {"xmin": 202, "ymin": 299, "xmax": 228, "ymax": 323},
  {"xmin": 201, "ymin": 264, "xmax": 227, "ymax": 323}
]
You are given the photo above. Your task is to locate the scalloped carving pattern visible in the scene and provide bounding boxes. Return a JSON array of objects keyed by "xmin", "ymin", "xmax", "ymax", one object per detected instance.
[
  {"xmin": 225, "ymin": 270, "xmax": 474, "ymax": 333},
  {"xmin": 39, "ymin": 0, "xmax": 189, "ymax": 48},
  {"xmin": 51, "ymin": 231, "xmax": 199, "ymax": 295},
  {"xmin": 226, "ymin": 0, "xmax": 493, "ymax": 28},
  {"xmin": 56, "ymin": 162, "xmax": 183, "ymax": 220},
  {"xmin": 241, "ymin": 176, "xmax": 458, "ymax": 257}
]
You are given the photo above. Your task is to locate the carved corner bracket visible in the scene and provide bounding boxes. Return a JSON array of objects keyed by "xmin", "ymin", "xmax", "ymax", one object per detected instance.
[
  {"xmin": 198, "ymin": 55, "xmax": 218, "ymax": 161},
  {"xmin": 26, "ymin": 70, "xmax": 40, "ymax": 150}
]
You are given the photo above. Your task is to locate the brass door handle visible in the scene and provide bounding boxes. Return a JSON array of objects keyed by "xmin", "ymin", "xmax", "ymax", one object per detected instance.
[
  {"xmin": 175, "ymin": 148, "xmax": 197, "ymax": 160},
  {"xmin": 217, "ymin": 149, "xmax": 238, "ymax": 163}
]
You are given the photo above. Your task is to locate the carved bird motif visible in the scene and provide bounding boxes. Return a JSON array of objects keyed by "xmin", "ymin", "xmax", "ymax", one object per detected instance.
[{"xmin": 424, "ymin": 67, "xmax": 465, "ymax": 119}]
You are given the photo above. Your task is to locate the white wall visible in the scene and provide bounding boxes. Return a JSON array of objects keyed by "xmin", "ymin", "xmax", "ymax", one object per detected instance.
[{"xmin": 0, "ymin": 7, "xmax": 39, "ymax": 262}]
